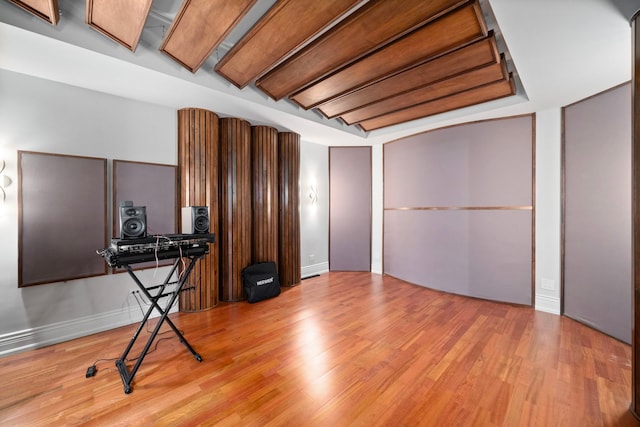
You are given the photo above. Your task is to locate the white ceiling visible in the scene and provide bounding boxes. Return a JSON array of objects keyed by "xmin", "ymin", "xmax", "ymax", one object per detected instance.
[{"xmin": 0, "ymin": 0, "xmax": 634, "ymax": 146}]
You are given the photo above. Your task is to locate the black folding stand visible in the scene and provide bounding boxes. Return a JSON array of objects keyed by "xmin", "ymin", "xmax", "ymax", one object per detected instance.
[
  {"xmin": 97, "ymin": 234, "xmax": 214, "ymax": 394},
  {"xmin": 114, "ymin": 251, "xmax": 204, "ymax": 394}
]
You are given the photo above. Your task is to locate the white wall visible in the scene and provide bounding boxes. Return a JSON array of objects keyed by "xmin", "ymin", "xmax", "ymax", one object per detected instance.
[
  {"xmin": 534, "ymin": 109, "xmax": 562, "ymax": 314},
  {"xmin": 300, "ymin": 141, "xmax": 329, "ymax": 277},
  {"xmin": 0, "ymin": 69, "xmax": 178, "ymax": 356}
]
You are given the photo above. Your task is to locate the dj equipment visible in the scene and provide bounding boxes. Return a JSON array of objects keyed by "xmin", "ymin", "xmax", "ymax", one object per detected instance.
[
  {"xmin": 119, "ymin": 202, "xmax": 147, "ymax": 239},
  {"xmin": 96, "ymin": 232, "xmax": 214, "ymax": 393},
  {"xmin": 182, "ymin": 206, "xmax": 209, "ymax": 234}
]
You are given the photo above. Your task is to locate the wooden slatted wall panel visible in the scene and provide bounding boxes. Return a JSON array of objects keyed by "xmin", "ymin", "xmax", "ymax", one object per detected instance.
[
  {"xmin": 251, "ymin": 126, "xmax": 279, "ymax": 264},
  {"xmin": 177, "ymin": 108, "xmax": 219, "ymax": 311},
  {"xmin": 278, "ymin": 132, "xmax": 301, "ymax": 287},
  {"xmin": 220, "ymin": 118, "xmax": 253, "ymax": 301}
]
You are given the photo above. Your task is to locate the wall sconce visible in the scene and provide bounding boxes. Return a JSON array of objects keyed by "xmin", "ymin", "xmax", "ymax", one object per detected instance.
[
  {"xmin": 0, "ymin": 160, "xmax": 12, "ymax": 202},
  {"xmin": 308, "ymin": 184, "xmax": 318, "ymax": 205}
]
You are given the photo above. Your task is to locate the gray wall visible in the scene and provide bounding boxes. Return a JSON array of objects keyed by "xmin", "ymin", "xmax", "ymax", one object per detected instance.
[
  {"xmin": 300, "ymin": 142, "xmax": 329, "ymax": 277},
  {"xmin": 0, "ymin": 69, "xmax": 330, "ymax": 355},
  {"xmin": 563, "ymin": 83, "xmax": 632, "ymax": 343},
  {"xmin": 384, "ymin": 116, "xmax": 534, "ymax": 305}
]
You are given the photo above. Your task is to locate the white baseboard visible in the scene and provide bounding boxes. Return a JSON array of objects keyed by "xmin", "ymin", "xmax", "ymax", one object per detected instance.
[
  {"xmin": 0, "ymin": 301, "xmax": 177, "ymax": 357},
  {"xmin": 301, "ymin": 262, "xmax": 329, "ymax": 279},
  {"xmin": 535, "ymin": 294, "xmax": 561, "ymax": 315}
]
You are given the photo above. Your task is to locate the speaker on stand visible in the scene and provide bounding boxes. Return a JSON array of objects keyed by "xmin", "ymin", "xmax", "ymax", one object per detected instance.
[
  {"xmin": 119, "ymin": 201, "xmax": 147, "ymax": 239},
  {"xmin": 182, "ymin": 206, "xmax": 210, "ymax": 234}
]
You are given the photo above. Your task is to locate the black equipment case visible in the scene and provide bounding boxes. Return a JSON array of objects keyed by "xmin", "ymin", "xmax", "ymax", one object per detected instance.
[{"xmin": 242, "ymin": 261, "xmax": 281, "ymax": 303}]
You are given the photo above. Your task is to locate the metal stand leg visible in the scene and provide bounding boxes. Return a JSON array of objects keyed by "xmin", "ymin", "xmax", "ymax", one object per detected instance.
[{"xmin": 115, "ymin": 255, "xmax": 203, "ymax": 394}]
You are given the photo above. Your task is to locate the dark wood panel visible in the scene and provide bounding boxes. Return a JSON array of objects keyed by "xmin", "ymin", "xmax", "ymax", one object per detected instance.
[
  {"xmin": 291, "ymin": 3, "xmax": 487, "ymax": 109},
  {"xmin": 342, "ymin": 60, "xmax": 507, "ymax": 125},
  {"xmin": 220, "ymin": 118, "xmax": 253, "ymax": 301},
  {"xmin": 317, "ymin": 34, "xmax": 499, "ymax": 118},
  {"xmin": 215, "ymin": 0, "xmax": 362, "ymax": 88},
  {"xmin": 359, "ymin": 76, "xmax": 515, "ymax": 131},
  {"xmin": 160, "ymin": 0, "xmax": 257, "ymax": 72},
  {"xmin": 256, "ymin": 0, "xmax": 471, "ymax": 100},
  {"xmin": 278, "ymin": 132, "xmax": 301, "ymax": 287},
  {"xmin": 177, "ymin": 108, "xmax": 219, "ymax": 311},
  {"xmin": 251, "ymin": 125, "xmax": 279, "ymax": 263},
  {"xmin": 0, "ymin": 272, "xmax": 634, "ymax": 425},
  {"xmin": 86, "ymin": 0, "xmax": 153, "ymax": 51},
  {"xmin": 7, "ymin": 0, "xmax": 59, "ymax": 25}
]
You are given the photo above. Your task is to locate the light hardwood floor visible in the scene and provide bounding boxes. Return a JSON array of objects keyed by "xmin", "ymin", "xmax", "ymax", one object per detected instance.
[{"xmin": 0, "ymin": 272, "xmax": 637, "ymax": 426}]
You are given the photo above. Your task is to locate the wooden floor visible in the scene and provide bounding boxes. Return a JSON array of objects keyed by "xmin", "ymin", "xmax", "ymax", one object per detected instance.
[{"xmin": 0, "ymin": 272, "xmax": 637, "ymax": 426}]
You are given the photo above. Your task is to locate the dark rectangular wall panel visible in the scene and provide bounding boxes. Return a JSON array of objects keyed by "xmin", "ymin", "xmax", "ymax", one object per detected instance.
[
  {"xmin": 383, "ymin": 115, "xmax": 533, "ymax": 305},
  {"xmin": 18, "ymin": 151, "xmax": 107, "ymax": 287},
  {"xmin": 113, "ymin": 160, "xmax": 177, "ymax": 237},
  {"xmin": 329, "ymin": 146, "xmax": 371, "ymax": 271},
  {"xmin": 563, "ymin": 83, "xmax": 632, "ymax": 343}
]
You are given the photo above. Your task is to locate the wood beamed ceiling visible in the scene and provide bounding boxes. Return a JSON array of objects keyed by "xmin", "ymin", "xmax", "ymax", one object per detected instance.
[{"xmin": 14, "ymin": 0, "xmax": 517, "ymax": 132}]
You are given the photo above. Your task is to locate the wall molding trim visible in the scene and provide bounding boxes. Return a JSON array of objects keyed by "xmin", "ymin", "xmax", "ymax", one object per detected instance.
[
  {"xmin": 301, "ymin": 262, "xmax": 329, "ymax": 279},
  {"xmin": 535, "ymin": 294, "xmax": 561, "ymax": 315},
  {"xmin": 0, "ymin": 303, "xmax": 176, "ymax": 357}
]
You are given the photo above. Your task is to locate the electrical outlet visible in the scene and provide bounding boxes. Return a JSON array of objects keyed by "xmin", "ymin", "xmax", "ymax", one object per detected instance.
[{"xmin": 308, "ymin": 254, "xmax": 315, "ymax": 263}]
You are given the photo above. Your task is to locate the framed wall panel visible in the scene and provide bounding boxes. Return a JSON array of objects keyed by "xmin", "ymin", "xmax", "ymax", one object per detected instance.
[
  {"xmin": 329, "ymin": 146, "xmax": 371, "ymax": 271},
  {"xmin": 112, "ymin": 160, "xmax": 178, "ymax": 270},
  {"xmin": 18, "ymin": 151, "xmax": 107, "ymax": 287},
  {"xmin": 563, "ymin": 83, "xmax": 632, "ymax": 343},
  {"xmin": 383, "ymin": 115, "xmax": 534, "ymax": 305},
  {"xmin": 112, "ymin": 160, "xmax": 177, "ymax": 238}
]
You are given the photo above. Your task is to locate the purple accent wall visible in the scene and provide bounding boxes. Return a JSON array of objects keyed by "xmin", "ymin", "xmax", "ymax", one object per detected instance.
[
  {"xmin": 385, "ymin": 117, "xmax": 532, "ymax": 208},
  {"xmin": 384, "ymin": 116, "xmax": 533, "ymax": 305},
  {"xmin": 329, "ymin": 147, "xmax": 371, "ymax": 271},
  {"xmin": 563, "ymin": 83, "xmax": 631, "ymax": 343}
]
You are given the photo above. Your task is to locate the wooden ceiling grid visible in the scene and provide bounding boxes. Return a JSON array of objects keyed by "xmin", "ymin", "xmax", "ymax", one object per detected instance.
[
  {"xmin": 316, "ymin": 34, "xmax": 501, "ymax": 119},
  {"xmin": 7, "ymin": 0, "xmax": 59, "ymax": 25},
  {"xmin": 86, "ymin": 0, "xmax": 153, "ymax": 51},
  {"xmin": 159, "ymin": 0, "xmax": 257, "ymax": 73},
  {"xmin": 255, "ymin": 0, "xmax": 471, "ymax": 100},
  {"xmin": 215, "ymin": 0, "xmax": 365, "ymax": 88},
  {"xmin": 289, "ymin": 2, "xmax": 487, "ymax": 109},
  {"xmin": 10, "ymin": 0, "xmax": 518, "ymax": 131}
]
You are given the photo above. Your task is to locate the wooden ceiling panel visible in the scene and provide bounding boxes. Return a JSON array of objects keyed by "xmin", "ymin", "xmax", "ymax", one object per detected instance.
[
  {"xmin": 291, "ymin": 3, "xmax": 487, "ymax": 109},
  {"xmin": 317, "ymin": 35, "xmax": 500, "ymax": 119},
  {"xmin": 7, "ymin": 0, "xmax": 59, "ymax": 25},
  {"xmin": 215, "ymin": 0, "xmax": 364, "ymax": 89},
  {"xmin": 341, "ymin": 60, "xmax": 508, "ymax": 125},
  {"xmin": 358, "ymin": 76, "xmax": 516, "ymax": 131},
  {"xmin": 86, "ymin": 0, "xmax": 153, "ymax": 51},
  {"xmin": 160, "ymin": 0, "xmax": 257, "ymax": 73},
  {"xmin": 255, "ymin": 0, "xmax": 471, "ymax": 100}
]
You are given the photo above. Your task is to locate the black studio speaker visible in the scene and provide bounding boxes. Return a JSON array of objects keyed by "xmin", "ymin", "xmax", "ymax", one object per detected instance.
[
  {"xmin": 182, "ymin": 206, "xmax": 209, "ymax": 234},
  {"xmin": 119, "ymin": 201, "xmax": 147, "ymax": 239}
]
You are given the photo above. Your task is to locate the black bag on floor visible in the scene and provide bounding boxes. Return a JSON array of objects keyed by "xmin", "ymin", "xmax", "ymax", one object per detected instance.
[{"xmin": 242, "ymin": 261, "xmax": 281, "ymax": 303}]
